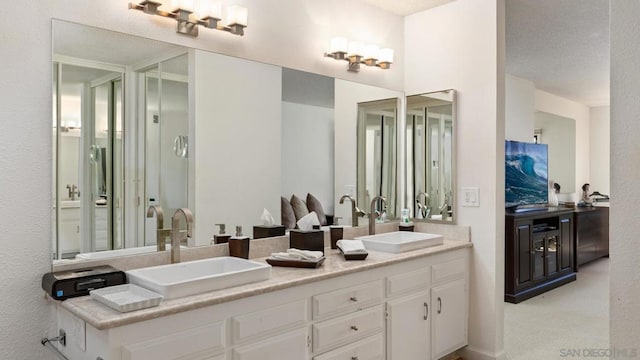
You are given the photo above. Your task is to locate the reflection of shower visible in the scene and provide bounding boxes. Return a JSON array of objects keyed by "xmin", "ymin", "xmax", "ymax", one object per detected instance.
[{"xmin": 89, "ymin": 145, "xmax": 107, "ymax": 196}]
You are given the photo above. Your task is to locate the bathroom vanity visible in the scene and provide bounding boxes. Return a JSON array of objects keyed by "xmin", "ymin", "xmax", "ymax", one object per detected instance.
[{"xmin": 53, "ymin": 241, "xmax": 470, "ymax": 360}]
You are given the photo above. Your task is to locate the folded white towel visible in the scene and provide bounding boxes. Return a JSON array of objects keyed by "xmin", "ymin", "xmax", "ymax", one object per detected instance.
[
  {"xmin": 336, "ymin": 240, "xmax": 368, "ymax": 254},
  {"xmin": 297, "ymin": 211, "xmax": 321, "ymax": 231},
  {"xmin": 270, "ymin": 248, "xmax": 324, "ymax": 261}
]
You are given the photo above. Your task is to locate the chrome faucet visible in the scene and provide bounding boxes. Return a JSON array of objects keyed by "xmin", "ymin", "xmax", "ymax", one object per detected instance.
[
  {"xmin": 146, "ymin": 205, "xmax": 172, "ymax": 251},
  {"xmin": 369, "ymin": 196, "xmax": 387, "ymax": 235},
  {"xmin": 66, "ymin": 184, "xmax": 80, "ymax": 200},
  {"xmin": 170, "ymin": 208, "xmax": 194, "ymax": 263},
  {"xmin": 339, "ymin": 194, "xmax": 366, "ymax": 227},
  {"xmin": 416, "ymin": 191, "xmax": 431, "ymax": 219}
]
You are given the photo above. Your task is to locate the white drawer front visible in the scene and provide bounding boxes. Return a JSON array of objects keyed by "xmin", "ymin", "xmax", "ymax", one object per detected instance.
[
  {"xmin": 232, "ymin": 299, "xmax": 307, "ymax": 344},
  {"xmin": 313, "ymin": 333, "xmax": 384, "ymax": 360},
  {"xmin": 313, "ymin": 280, "xmax": 383, "ymax": 319},
  {"xmin": 386, "ymin": 268, "xmax": 430, "ymax": 297},
  {"xmin": 122, "ymin": 321, "xmax": 224, "ymax": 360},
  {"xmin": 232, "ymin": 327, "xmax": 308, "ymax": 360},
  {"xmin": 432, "ymin": 258, "xmax": 466, "ymax": 285},
  {"xmin": 313, "ymin": 306, "xmax": 383, "ymax": 353}
]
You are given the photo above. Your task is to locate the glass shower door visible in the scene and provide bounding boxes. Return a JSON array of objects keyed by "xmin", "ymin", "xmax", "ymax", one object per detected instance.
[{"xmin": 142, "ymin": 54, "xmax": 189, "ymax": 246}]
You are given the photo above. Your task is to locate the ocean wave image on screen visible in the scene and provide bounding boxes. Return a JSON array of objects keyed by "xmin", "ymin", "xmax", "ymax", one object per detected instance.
[{"xmin": 505, "ymin": 141, "xmax": 548, "ymax": 208}]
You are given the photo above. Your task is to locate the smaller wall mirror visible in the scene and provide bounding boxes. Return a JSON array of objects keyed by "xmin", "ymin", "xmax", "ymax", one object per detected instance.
[
  {"xmin": 534, "ymin": 111, "xmax": 576, "ymax": 194},
  {"xmin": 357, "ymin": 98, "xmax": 399, "ymax": 220},
  {"xmin": 406, "ymin": 90, "xmax": 456, "ymax": 223}
]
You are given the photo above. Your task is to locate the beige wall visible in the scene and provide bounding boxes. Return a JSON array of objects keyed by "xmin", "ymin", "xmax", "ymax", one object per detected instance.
[
  {"xmin": 610, "ymin": 0, "xmax": 640, "ymax": 348},
  {"xmin": 405, "ymin": 0, "xmax": 506, "ymax": 358}
]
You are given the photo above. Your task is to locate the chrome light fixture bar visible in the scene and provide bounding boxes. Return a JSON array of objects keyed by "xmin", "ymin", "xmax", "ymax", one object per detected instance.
[
  {"xmin": 324, "ymin": 37, "xmax": 393, "ymax": 72},
  {"xmin": 128, "ymin": 1, "xmax": 248, "ymax": 37}
]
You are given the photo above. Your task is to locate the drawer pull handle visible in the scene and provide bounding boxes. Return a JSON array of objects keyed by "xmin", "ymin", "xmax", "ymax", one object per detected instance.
[
  {"xmin": 424, "ymin": 302, "xmax": 429, "ymax": 320},
  {"xmin": 351, "ymin": 357, "xmax": 359, "ymax": 360},
  {"xmin": 350, "ymin": 325, "xmax": 359, "ymax": 331},
  {"xmin": 438, "ymin": 297, "xmax": 442, "ymax": 314},
  {"xmin": 350, "ymin": 296, "xmax": 358, "ymax": 302}
]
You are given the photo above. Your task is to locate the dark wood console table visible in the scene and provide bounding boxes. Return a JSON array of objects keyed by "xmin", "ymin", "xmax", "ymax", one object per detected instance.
[
  {"xmin": 505, "ymin": 208, "xmax": 576, "ymax": 303},
  {"xmin": 574, "ymin": 206, "xmax": 609, "ymax": 269}
]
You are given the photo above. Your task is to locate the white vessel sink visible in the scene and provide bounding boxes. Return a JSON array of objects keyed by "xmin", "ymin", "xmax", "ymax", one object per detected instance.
[
  {"xmin": 126, "ymin": 257, "xmax": 272, "ymax": 300},
  {"xmin": 355, "ymin": 231, "xmax": 444, "ymax": 253}
]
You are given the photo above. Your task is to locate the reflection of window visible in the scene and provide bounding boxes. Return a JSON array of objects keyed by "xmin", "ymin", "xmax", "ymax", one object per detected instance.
[{"xmin": 533, "ymin": 129, "xmax": 542, "ymax": 144}]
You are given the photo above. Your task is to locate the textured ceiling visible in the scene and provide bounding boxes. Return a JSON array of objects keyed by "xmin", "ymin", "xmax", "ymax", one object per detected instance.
[
  {"xmin": 506, "ymin": 0, "xmax": 610, "ymax": 106},
  {"xmin": 357, "ymin": 0, "xmax": 454, "ymax": 16},
  {"xmin": 359, "ymin": 0, "xmax": 609, "ymax": 107}
]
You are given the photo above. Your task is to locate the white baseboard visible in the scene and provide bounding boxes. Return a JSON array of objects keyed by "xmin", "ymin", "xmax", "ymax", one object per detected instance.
[{"xmin": 460, "ymin": 346, "xmax": 506, "ymax": 360}]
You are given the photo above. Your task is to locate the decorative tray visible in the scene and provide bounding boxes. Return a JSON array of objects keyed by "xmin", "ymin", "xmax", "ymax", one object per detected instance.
[
  {"xmin": 90, "ymin": 284, "xmax": 163, "ymax": 313},
  {"xmin": 265, "ymin": 256, "xmax": 326, "ymax": 268},
  {"xmin": 337, "ymin": 247, "xmax": 369, "ymax": 261}
]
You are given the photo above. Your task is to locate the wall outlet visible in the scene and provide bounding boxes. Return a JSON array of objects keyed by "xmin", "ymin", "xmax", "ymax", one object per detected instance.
[{"xmin": 462, "ymin": 187, "xmax": 480, "ymax": 207}]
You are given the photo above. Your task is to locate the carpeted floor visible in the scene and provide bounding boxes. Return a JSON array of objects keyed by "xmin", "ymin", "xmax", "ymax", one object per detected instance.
[{"xmin": 504, "ymin": 258, "xmax": 609, "ymax": 359}]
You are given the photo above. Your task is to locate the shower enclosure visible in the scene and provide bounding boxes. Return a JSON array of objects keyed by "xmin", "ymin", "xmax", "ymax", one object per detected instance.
[{"xmin": 52, "ymin": 62, "xmax": 124, "ymax": 259}]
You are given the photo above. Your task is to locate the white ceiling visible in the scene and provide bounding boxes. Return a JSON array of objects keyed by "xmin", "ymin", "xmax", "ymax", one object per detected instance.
[
  {"xmin": 506, "ymin": 0, "xmax": 609, "ymax": 106},
  {"xmin": 357, "ymin": 0, "xmax": 453, "ymax": 16},
  {"xmin": 359, "ymin": 0, "xmax": 610, "ymax": 107}
]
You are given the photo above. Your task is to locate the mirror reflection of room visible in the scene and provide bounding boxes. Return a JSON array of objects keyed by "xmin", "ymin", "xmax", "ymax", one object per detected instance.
[
  {"xmin": 51, "ymin": 20, "xmax": 406, "ymax": 263},
  {"xmin": 356, "ymin": 98, "xmax": 398, "ymax": 220},
  {"xmin": 533, "ymin": 111, "xmax": 576, "ymax": 197},
  {"xmin": 406, "ymin": 90, "xmax": 455, "ymax": 222}
]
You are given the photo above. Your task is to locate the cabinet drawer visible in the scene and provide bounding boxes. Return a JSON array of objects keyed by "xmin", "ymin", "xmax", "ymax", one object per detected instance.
[
  {"xmin": 313, "ymin": 333, "xmax": 384, "ymax": 360},
  {"xmin": 432, "ymin": 258, "xmax": 466, "ymax": 285},
  {"xmin": 313, "ymin": 306, "xmax": 383, "ymax": 352},
  {"xmin": 313, "ymin": 280, "xmax": 383, "ymax": 319},
  {"xmin": 122, "ymin": 321, "xmax": 224, "ymax": 360},
  {"xmin": 386, "ymin": 268, "xmax": 430, "ymax": 297},
  {"xmin": 233, "ymin": 327, "xmax": 308, "ymax": 360},
  {"xmin": 231, "ymin": 299, "xmax": 307, "ymax": 344}
]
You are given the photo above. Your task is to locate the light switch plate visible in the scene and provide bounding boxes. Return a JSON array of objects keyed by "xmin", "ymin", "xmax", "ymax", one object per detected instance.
[{"xmin": 462, "ymin": 187, "xmax": 480, "ymax": 207}]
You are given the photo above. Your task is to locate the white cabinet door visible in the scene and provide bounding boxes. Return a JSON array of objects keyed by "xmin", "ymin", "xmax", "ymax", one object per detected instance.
[
  {"xmin": 431, "ymin": 279, "xmax": 467, "ymax": 359},
  {"xmin": 59, "ymin": 207, "xmax": 81, "ymax": 254},
  {"xmin": 122, "ymin": 321, "xmax": 225, "ymax": 360},
  {"xmin": 386, "ymin": 290, "xmax": 430, "ymax": 360},
  {"xmin": 233, "ymin": 327, "xmax": 308, "ymax": 360}
]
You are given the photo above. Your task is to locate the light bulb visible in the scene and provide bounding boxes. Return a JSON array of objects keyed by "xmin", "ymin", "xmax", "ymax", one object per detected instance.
[
  {"xmin": 202, "ymin": 1, "xmax": 222, "ymax": 19},
  {"xmin": 363, "ymin": 45, "xmax": 379, "ymax": 61},
  {"xmin": 172, "ymin": 0, "xmax": 194, "ymax": 11},
  {"xmin": 330, "ymin": 37, "xmax": 348, "ymax": 54},
  {"xmin": 378, "ymin": 48, "xmax": 394, "ymax": 64},
  {"xmin": 348, "ymin": 41, "xmax": 364, "ymax": 57},
  {"xmin": 227, "ymin": 5, "xmax": 248, "ymax": 26}
]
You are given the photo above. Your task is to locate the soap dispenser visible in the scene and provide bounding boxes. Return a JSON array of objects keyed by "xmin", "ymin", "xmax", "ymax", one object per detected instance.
[
  {"xmin": 228, "ymin": 226, "xmax": 250, "ymax": 259},
  {"xmin": 212, "ymin": 223, "xmax": 231, "ymax": 244}
]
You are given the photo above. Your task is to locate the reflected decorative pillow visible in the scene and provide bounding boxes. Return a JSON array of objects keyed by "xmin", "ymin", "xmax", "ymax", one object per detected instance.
[
  {"xmin": 281, "ymin": 196, "xmax": 296, "ymax": 229},
  {"xmin": 290, "ymin": 194, "xmax": 309, "ymax": 221},
  {"xmin": 306, "ymin": 193, "xmax": 327, "ymax": 226}
]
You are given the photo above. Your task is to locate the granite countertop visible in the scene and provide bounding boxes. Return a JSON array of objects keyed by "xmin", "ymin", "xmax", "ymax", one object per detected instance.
[{"xmin": 58, "ymin": 239, "xmax": 472, "ymax": 330}]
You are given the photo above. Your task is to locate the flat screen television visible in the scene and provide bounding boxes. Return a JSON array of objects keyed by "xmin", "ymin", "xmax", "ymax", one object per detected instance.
[{"xmin": 505, "ymin": 140, "xmax": 548, "ymax": 209}]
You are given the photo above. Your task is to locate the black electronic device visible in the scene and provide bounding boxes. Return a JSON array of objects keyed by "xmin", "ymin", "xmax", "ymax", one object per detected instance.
[{"xmin": 42, "ymin": 265, "xmax": 126, "ymax": 300}]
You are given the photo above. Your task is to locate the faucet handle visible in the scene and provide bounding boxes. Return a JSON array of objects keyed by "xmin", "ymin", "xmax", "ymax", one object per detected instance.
[{"xmin": 215, "ymin": 223, "xmax": 226, "ymax": 234}]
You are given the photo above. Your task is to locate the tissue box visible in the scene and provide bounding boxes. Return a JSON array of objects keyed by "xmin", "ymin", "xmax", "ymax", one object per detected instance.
[
  {"xmin": 253, "ymin": 225, "xmax": 285, "ymax": 239},
  {"xmin": 289, "ymin": 230, "xmax": 324, "ymax": 254}
]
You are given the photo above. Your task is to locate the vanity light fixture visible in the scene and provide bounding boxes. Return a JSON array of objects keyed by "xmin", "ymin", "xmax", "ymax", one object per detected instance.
[
  {"xmin": 128, "ymin": 0, "xmax": 248, "ymax": 37},
  {"xmin": 324, "ymin": 37, "xmax": 393, "ymax": 72}
]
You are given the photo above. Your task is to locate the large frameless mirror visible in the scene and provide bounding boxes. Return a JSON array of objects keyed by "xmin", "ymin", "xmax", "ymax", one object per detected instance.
[
  {"xmin": 51, "ymin": 19, "xmax": 404, "ymax": 264},
  {"xmin": 357, "ymin": 98, "xmax": 399, "ymax": 221},
  {"xmin": 406, "ymin": 90, "xmax": 456, "ymax": 223}
]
